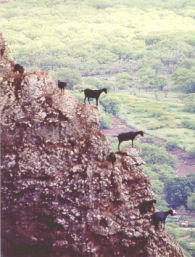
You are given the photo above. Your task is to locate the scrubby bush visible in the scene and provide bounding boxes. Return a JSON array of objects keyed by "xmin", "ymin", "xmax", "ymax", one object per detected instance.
[
  {"xmin": 99, "ymin": 112, "xmax": 112, "ymax": 129},
  {"xmin": 183, "ymin": 94, "xmax": 195, "ymax": 113},
  {"xmin": 147, "ymin": 121, "xmax": 165, "ymax": 130},
  {"xmin": 148, "ymin": 110, "xmax": 164, "ymax": 118},
  {"xmin": 181, "ymin": 119, "xmax": 195, "ymax": 130},
  {"xmin": 115, "ymin": 72, "xmax": 133, "ymax": 85},
  {"xmin": 189, "ymin": 146, "xmax": 195, "ymax": 157},
  {"xmin": 167, "ymin": 140, "xmax": 178, "ymax": 150},
  {"xmin": 165, "ymin": 174, "xmax": 195, "ymax": 208},
  {"xmin": 141, "ymin": 144, "xmax": 177, "ymax": 167},
  {"xmin": 150, "ymin": 164, "xmax": 175, "ymax": 182},
  {"xmin": 187, "ymin": 193, "xmax": 195, "ymax": 211},
  {"xmin": 100, "ymin": 95, "xmax": 120, "ymax": 115}
]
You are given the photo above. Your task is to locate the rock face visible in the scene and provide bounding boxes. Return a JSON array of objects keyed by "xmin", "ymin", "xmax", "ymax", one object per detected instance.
[{"xmin": 1, "ymin": 34, "xmax": 184, "ymax": 257}]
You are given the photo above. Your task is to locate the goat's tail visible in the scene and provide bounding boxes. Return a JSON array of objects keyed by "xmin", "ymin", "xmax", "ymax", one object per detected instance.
[
  {"xmin": 113, "ymin": 135, "xmax": 118, "ymax": 138},
  {"xmin": 80, "ymin": 90, "xmax": 84, "ymax": 92}
]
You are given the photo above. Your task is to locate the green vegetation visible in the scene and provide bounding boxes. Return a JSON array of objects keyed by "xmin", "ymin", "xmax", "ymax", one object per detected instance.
[
  {"xmin": 1, "ymin": 1, "xmax": 195, "ymax": 255},
  {"xmin": 165, "ymin": 174, "xmax": 195, "ymax": 209},
  {"xmin": 187, "ymin": 193, "xmax": 195, "ymax": 211},
  {"xmin": 183, "ymin": 94, "xmax": 195, "ymax": 113},
  {"xmin": 1, "ymin": 0, "xmax": 195, "ymax": 95},
  {"xmin": 141, "ymin": 144, "xmax": 176, "ymax": 166},
  {"xmin": 166, "ymin": 223, "xmax": 195, "ymax": 257},
  {"xmin": 107, "ymin": 92, "xmax": 195, "ymax": 152}
]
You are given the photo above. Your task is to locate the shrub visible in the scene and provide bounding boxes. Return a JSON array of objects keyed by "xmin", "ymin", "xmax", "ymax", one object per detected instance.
[
  {"xmin": 183, "ymin": 94, "xmax": 195, "ymax": 113},
  {"xmin": 100, "ymin": 95, "xmax": 120, "ymax": 115},
  {"xmin": 154, "ymin": 195, "xmax": 168, "ymax": 211},
  {"xmin": 187, "ymin": 193, "xmax": 195, "ymax": 211},
  {"xmin": 189, "ymin": 146, "xmax": 195, "ymax": 157},
  {"xmin": 147, "ymin": 121, "xmax": 165, "ymax": 130},
  {"xmin": 148, "ymin": 110, "xmax": 164, "ymax": 118},
  {"xmin": 116, "ymin": 72, "xmax": 133, "ymax": 85},
  {"xmin": 99, "ymin": 112, "xmax": 112, "ymax": 129},
  {"xmin": 141, "ymin": 144, "xmax": 177, "ymax": 167},
  {"xmin": 164, "ymin": 174, "xmax": 195, "ymax": 208},
  {"xmin": 150, "ymin": 164, "xmax": 175, "ymax": 182},
  {"xmin": 181, "ymin": 119, "xmax": 195, "ymax": 130},
  {"xmin": 167, "ymin": 140, "xmax": 178, "ymax": 150}
]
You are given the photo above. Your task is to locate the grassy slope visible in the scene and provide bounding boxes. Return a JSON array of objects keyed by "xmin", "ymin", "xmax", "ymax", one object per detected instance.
[{"xmin": 1, "ymin": 0, "xmax": 195, "ymax": 73}]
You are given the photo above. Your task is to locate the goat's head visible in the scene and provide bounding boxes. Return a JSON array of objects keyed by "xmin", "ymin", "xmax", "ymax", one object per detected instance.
[
  {"xmin": 168, "ymin": 209, "xmax": 176, "ymax": 216},
  {"xmin": 139, "ymin": 131, "xmax": 144, "ymax": 136},
  {"xmin": 102, "ymin": 88, "xmax": 107, "ymax": 94}
]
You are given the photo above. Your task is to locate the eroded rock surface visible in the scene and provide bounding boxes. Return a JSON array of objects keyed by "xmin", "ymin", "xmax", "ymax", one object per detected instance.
[{"xmin": 1, "ymin": 34, "xmax": 184, "ymax": 257}]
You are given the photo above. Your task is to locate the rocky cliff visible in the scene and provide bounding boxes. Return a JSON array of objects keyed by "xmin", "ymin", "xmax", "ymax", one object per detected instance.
[{"xmin": 1, "ymin": 34, "xmax": 185, "ymax": 257}]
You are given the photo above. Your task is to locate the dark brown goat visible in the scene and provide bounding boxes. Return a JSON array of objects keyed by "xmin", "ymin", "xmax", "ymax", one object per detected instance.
[
  {"xmin": 139, "ymin": 199, "xmax": 156, "ymax": 214},
  {"xmin": 58, "ymin": 80, "xmax": 67, "ymax": 93},
  {"xmin": 13, "ymin": 63, "xmax": 24, "ymax": 74},
  {"xmin": 107, "ymin": 152, "xmax": 116, "ymax": 167},
  {"xmin": 152, "ymin": 209, "xmax": 176, "ymax": 230},
  {"xmin": 116, "ymin": 130, "xmax": 144, "ymax": 150},
  {"xmin": 83, "ymin": 88, "xmax": 107, "ymax": 106},
  {"xmin": 1, "ymin": 41, "xmax": 5, "ymax": 56}
]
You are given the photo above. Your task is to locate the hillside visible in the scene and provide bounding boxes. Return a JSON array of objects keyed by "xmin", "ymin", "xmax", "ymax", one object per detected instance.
[
  {"xmin": 1, "ymin": 0, "xmax": 195, "ymax": 87},
  {"xmin": 0, "ymin": 34, "xmax": 185, "ymax": 257}
]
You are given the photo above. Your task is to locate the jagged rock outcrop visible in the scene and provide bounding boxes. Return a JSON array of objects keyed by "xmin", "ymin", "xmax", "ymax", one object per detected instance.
[{"xmin": 1, "ymin": 34, "xmax": 185, "ymax": 257}]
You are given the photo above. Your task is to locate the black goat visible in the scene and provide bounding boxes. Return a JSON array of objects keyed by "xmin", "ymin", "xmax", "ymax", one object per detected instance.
[
  {"xmin": 83, "ymin": 88, "xmax": 107, "ymax": 106},
  {"xmin": 116, "ymin": 130, "xmax": 144, "ymax": 151},
  {"xmin": 13, "ymin": 63, "xmax": 24, "ymax": 74},
  {"xmin": 139, "ymin": 199, "xmax": 156, "ymax": 214},
  {"xmin": 107, "ymin": 152, "xmax": 116, "ymax": 167},
  {"xmin": 1, "ymin": 42, "xmax": 5, "ymax": 56},
  {"xmin": 58, "ymin": 80, "xmax": 67, "ymax": 93},
  {"xmin": 152, "ymin": 209, "xmax": 176, "ymax": 230}
]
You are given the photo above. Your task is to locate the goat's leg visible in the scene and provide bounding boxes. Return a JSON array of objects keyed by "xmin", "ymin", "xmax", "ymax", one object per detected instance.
[
  {"xmin": 154, "ymin": 220, "xmax": 159, "ymax": 230},
  {"xmin": 150, "ymin": 205, "xmax": 155, "ymax": 213},
  {"xmin": 96, "ymin": 97, "xmax": 98, "ymax": 106},
  {"xmin": 118, "ymin": 142, "xmax": 120, "ymax": 151},
  {"xmin": 132, "ymin": 140, "xmax": 134, "ymax": 147},
  {"xmin": 88, "ymin": 97, "xmax": 90, "ymax": 104},
  {"xmin": 159, "ymin": 221, "xmax": 163, "ymax": 231},
  {"xmin": 84, "ymin": 96, "xmax": 87, "ymax": 104}
]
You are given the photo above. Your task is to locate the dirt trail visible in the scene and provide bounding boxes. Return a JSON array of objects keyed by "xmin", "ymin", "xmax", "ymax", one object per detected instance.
[
  {"xmin": 102, "ymin": 116, "xmax": 195, "ymax": 177},
  {"xmin": 178, "ymin": 235, "xmax": 190, "ymax": 241}
]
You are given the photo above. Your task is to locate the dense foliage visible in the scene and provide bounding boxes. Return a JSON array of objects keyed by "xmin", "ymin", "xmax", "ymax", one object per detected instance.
[
  {"xmin": 164, "ymin": 174, "xmax": 195, "ymax": 209},
  {"xmin": 1, "ymin": 0, "xmax": 195, "ymax": 95}
]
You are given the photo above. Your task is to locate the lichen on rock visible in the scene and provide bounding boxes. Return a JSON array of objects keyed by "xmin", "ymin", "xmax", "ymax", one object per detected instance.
[{"xmin": 1, "ymin": 33, "xmax": 185, "ymax": 257}]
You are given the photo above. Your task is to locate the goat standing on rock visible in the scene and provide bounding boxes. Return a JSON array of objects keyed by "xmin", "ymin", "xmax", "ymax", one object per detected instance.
[
  {"xmin": 139, "ymin": 199, "xmax": 156, "ymax": 214},
  {"xmin": 107, "ymin": 152, "xmax": 116, "ymax": 168},
  {"xmin": 58, "ymin": 80, "xmax": 67, "ymax": 94},
  {"xmin": 13, "ymin": 63, "xmax": 24, "ymax": 74},
  {"xmin": 82, "ymin": 88, "xmax": 107, "ymax": 106},
  {"xmin": 152, "ymin": 209, "xmax": 176, "ymax": 230},
  {"xmin": 116, "ymin": 130, "xmax": 144, "ymax": 151}
]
